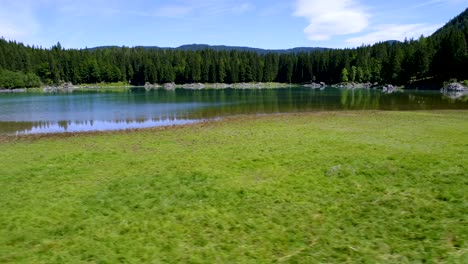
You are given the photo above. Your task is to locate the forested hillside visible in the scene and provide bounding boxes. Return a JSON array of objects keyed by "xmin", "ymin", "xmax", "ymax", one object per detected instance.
[{"xmin": 0, "ymin": 8, "xmax": 467, "ymax": 88}]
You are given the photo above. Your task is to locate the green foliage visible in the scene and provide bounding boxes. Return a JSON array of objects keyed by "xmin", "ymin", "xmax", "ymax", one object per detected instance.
[
  {"xmin": 0, "ymin": 111, "xmax": 467, "ymax": 262},
  {"xmin": 341, "ymin": 68, "xmax": 349, "ymax": 82},
  {"xmin": 0, "ymin": 69, "xmax": 41, "ymax": 89},
  {"xmin": 88, "ymin": 59, "xmax": 101, "ymax": 83},
  {"xmin": 356, "ymin": 67, "xmax": 364, "ymax": 82},
  {"xmin": 463, "ymin": 80, "xmax": 468, "ymax": 86},
  {"xmin": 432, "ymin": 29, "xmax": 467, "ymax": 80},
  {"xmin": 350, "ymin": 66, "xmax": 357, "ymax": 82},
  {"xmin": 23, "ymin": 72, "xmax": 42, "ymax": 87}
]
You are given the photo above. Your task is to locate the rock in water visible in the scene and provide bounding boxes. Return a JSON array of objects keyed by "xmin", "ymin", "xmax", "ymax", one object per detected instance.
[
  {"xmin": 441, "ymin": 83, "xmax": 468, "ymax": 99},
  {"xmin": 164, "ymin": 82, "xmax": 176, "ymax": 90},
  {"xmin": 441, "ymin": 83, "xmax": 466, "ymax": 92},
  {"xmin": 304, "ymin": 82, "xmax": 325, "ymax": 89},
  {"xmin": 382, "ymin": 85, "xmax": 396, "ymax": 93},
  {"xmin": 182, "ymin": 83, "xmax": 205, "ymax": 89}
]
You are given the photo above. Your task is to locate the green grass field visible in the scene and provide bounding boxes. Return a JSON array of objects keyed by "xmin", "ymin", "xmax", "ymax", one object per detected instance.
[{"xmin": 1, "ymin": 111, "xmax": 467, "ymax": 263}]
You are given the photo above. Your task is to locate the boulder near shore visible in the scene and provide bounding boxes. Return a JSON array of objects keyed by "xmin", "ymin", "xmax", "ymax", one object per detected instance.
[
  {"xmin": 43, "ymin": 82, "xmax": 78, "ymax": 93},
  {"xmin": 440, "ymin": 82, "xmax": 468, "ymax": 99},
  {"xmin": 441, "ymin": 82, "xmax": 466, "ymax": 92}
]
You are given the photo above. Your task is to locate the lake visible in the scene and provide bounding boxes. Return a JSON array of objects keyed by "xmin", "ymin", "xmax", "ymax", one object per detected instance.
[{"xmin": 0, "ymin": 87, "xmax": 466, "ymax": 135}]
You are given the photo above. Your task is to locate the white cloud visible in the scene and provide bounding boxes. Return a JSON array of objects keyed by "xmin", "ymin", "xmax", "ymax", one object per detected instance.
[
  {"xmin": 294, "ymin": 0, "xmax": 369, "ymax": 41},
  {"xmin": 345, "ymin": 23, "xmax": 442, "ymax": 46}
]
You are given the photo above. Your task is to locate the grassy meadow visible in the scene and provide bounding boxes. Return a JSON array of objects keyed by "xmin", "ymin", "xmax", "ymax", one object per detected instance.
[{"xmin": 0, "ymin": 111, "xmax": 467, "ymax": 263}]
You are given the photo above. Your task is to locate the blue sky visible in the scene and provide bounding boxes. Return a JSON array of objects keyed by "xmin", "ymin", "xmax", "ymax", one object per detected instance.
[{"xmin": 0, "ymin": 0, "xmax": 466, "ymax": 49}]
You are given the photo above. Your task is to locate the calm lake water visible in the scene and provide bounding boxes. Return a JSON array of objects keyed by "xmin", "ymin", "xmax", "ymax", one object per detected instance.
[{"xmin": 0, "ymin": 87, "xmax": 466, "ymax": 135}]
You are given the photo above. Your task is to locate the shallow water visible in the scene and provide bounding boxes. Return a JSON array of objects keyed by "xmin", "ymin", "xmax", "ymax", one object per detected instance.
[{"xmin": 0, "ymin": 87, "xmax": 466, "ymax": 134}]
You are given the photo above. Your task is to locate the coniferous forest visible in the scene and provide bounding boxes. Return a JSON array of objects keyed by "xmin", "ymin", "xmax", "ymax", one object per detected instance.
[{"xmin": 0, "ymin": 8, "xmax": 467, "ymax": 89}]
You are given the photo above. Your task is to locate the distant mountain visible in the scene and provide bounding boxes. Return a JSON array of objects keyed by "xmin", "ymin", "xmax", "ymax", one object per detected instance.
[
  {"xmin": 384, "ymin": 40, "xmax": 401, "ymax": 45},
  {"xmin": 90, "ymin": 44, "xmax": 328, "ymax": 54},
  {"xmin": 174, "ymin": 44, "xmax": 328, "ymax": 54}
]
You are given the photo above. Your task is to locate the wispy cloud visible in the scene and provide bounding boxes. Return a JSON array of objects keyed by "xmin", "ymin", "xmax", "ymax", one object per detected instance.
[
  {"xmin": 232, "ymin": 3, "xmax": 254, "ymax": 14},
  {"xmin": 154, "ymin": 5, "xmax": 193, "ymax": 18},
  {"xmin": 412, "ymin": 0, "xmax": 464, "ymax": 8},
  {"xmin": 55, "ymin": 1, "xmax": 123, "ymax": 17},
  {"xmin": 56, "ymin": 1, "xmax": 253, "ymax": 18},
  {"xmin": 202, "ymin": 1, "xmax": 254, "ymax": 16},
  {"xmin": 259, "ymin": 2, "xmax": 289, "ymax": 16},
  {"xmin": 57, "ymin": 5, "xmax": 191, "ymax": 19},
  {"xmin": 293, "ymin": 0, "xmax": 369, "ymax": 41},
  {"xmin": 346, "ymin": 23, "xmax": 442, "ymax": 46},
  {"xmin": 0, "ymin": 0, "xmax": 39, "ymax": 41}
]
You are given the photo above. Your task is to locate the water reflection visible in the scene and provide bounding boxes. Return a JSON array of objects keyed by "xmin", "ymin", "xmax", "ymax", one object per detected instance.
[
  {"xmin": 13, "ymin": 117, "xmax": 203, "ymax": 135},
  {"xmin": 0, "ymin": 87, "xmax": 466, "ymax": 135}
]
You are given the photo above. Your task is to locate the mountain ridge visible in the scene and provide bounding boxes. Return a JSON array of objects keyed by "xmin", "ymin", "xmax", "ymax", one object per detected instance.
[{"xmin": 89, "ymin": 44, "xmax": 329, "ymax": 54}]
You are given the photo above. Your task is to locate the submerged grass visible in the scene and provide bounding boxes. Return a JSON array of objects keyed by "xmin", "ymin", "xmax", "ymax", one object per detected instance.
[{"xmin": 0, "ymin": 111, "xmax": 467, "ymax": 263}]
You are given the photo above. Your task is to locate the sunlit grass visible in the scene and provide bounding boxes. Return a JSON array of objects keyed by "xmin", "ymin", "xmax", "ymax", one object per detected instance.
[{"xmin": 0, "ymin": 111, "xmax": 467, "ymax": 263}]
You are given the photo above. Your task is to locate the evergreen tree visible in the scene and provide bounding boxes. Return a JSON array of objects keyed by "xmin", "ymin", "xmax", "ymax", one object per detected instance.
[
  {"xmin": 341, "ymin": 68, "xmax": 349, "ymax": 82},
  {"xmin": 350, "ymin": 66, "xmax": 357, "ymax": 82}
]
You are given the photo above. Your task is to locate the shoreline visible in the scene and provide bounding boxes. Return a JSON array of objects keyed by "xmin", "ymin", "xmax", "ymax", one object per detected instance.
[
  {"xmin": 1, "ymin": 81, "xmax": 466, "ymax": 93},
  {"xmin": 0, "ymin": 82, "xmax": 295, "ymax": 93},
  {"xmin": 1, "ymin": 110, "xmax": 466, "ymax": 143}
]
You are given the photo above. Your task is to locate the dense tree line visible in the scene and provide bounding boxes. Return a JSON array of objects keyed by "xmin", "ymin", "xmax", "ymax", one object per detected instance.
[
  {"xmin": 0, "ymin": 8, "xmax": 467, "ymax": 89},
  {"xmin": 0, "ymin": 69, "xmax": 41, "ymax": 88}
]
